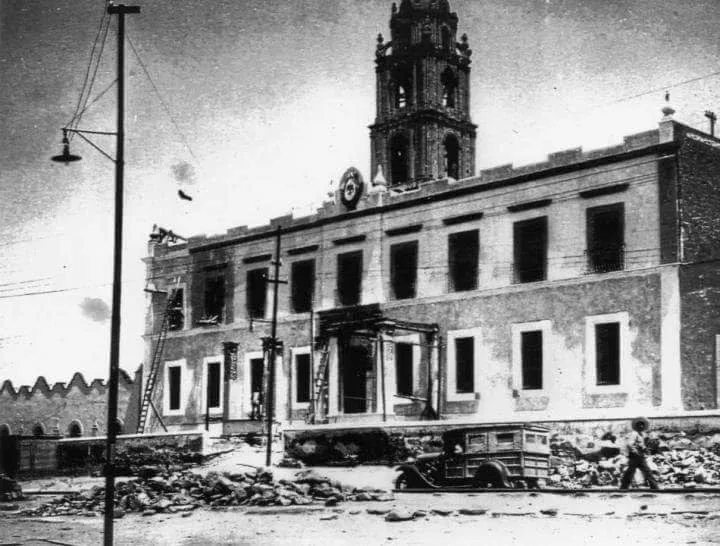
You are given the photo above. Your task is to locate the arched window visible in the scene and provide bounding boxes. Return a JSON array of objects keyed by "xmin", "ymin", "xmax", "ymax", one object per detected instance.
[
  {"xmin": 391, "ymin": 65, "xmax": 413, "ymax": 110},
  {"xmin": 32, "ymin": 423, "xmax": 45, "ymax": 437},
  {"xmin": 114, "ymin": 419, "xmax": 124, "ymax": 436},
  {"xmin": 390, "ymin": 134, "xmax": 410, "ymax": 185},
  {"xmin": 397, "ymin": 84, "xmax": 408, "ymax": 109},
  {"xmin": 441, "ymin": 68, "xmax": 458, "ymax": 108},
  {"xmin": 67, "ymin": 421, "xmax": 82, "ymax": 438},
  {"xmin": 444, "ymin": 134, "xmax": 460, "ymax": 179},
  {"xmin": 441, "ymin": 27, "xmax": 453, "ymax": 51},
  {"xmin": 0, "ymin": 424, "xmax": 10, "ymax": 437}
]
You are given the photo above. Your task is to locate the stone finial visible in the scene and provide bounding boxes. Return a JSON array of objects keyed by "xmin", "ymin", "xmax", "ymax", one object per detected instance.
[
  {"xmin": 662, "ymin": 91, "xmax": 675, "ymax": 119},
  {"xmin": 373, "ymin": 164, "xmax": 388, "ymax": 188}
]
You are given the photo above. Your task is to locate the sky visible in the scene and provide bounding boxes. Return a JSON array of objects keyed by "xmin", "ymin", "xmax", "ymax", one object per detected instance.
[{"xmin": 1, "ymin": 0, "xmax": 720, "ymax": 386}]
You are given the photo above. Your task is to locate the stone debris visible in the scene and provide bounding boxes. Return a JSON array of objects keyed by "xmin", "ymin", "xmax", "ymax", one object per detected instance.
[
  {"xmin": 18, "ymin": 468, "xmax": 393, "ymax": 518},
  {"xmin": 0, "ymin": 474, "xmax": 22, "ymax": 502},
  {"xmin": 549, "ymin": 431, "xmax": 720, "ymax": 488}
]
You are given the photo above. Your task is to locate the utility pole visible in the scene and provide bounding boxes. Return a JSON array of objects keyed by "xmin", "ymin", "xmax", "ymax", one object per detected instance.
[
  {"xmin": 104, "ymin": 4, "xmax": 139, "ymax": 546},
  {"xmin": 264, "ymin": 226, "xmax": 286, "ymax": 467}
]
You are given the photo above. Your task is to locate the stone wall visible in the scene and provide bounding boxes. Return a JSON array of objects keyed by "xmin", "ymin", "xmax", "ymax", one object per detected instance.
[{"xmin": 0, "ymin": 368, "xmax": 141, "ymax": 438}]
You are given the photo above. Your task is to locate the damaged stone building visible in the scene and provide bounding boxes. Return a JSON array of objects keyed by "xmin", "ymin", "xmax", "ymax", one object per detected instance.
[{"xmin": 142, "ymin": 0, "xmax": 720, "ymax": 436}]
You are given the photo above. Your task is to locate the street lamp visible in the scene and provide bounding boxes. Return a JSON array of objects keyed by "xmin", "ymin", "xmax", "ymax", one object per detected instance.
[{"xmin": 50, "ymin": 5, "xmax": 140, "ymax": 545}]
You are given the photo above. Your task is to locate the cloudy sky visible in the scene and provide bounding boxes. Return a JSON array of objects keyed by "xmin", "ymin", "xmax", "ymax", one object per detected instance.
[{"xmin": 1, "ymin": 0, "xmax": 719, "ymax": 386}]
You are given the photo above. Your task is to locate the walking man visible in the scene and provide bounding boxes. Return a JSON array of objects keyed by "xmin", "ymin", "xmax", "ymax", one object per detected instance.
[{"xmin": 620, "ymin": 417, "xmax": 659, "ymax": 490}]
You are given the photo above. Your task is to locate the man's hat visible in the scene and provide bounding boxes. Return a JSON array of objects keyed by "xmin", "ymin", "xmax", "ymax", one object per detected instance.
[{"xmin": 631, "ymin": 417, "xmax": 649, "ymax": 431}]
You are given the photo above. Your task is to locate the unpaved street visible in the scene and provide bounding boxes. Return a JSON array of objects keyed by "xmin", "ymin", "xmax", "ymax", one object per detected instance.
[{"xmin": 3, "ymin": 488, "xmax": 720, "ymax": 545}]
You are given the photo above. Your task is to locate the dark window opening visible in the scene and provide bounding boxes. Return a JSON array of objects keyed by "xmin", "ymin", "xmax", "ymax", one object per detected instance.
[
  {"xmin": 167, "ymin": 288, "xmax": 184, "ymax": 331},
  {"xmin": 395, "ymin": 342, "xmax": 414, "ymax": 396},
  {"xmin": 32, "ymin": 424, "xmax": 44, "ymax": 437},
  {"xmin": 246, "ymin": 268, "xmax": 268, "ymax": 319},
  {"xmin": 206, "ymin": 361, "xmax": 221, "ymax": 410},
  {"xmin": 291, "ymin": 260, "xmax": 315, "ymax": 313},
  {"xmin": 390, "ymin": 241, "xmax": 418, "ymax": 300},
  {"xmin": 0, "ymin": 424, "xmax": 10, "ymax": 437},
  {"xmin": 390, "ymin": 134, "xmax": 409, "ymax": 185},
  {"xmin": 441, "ymin": 68, "xmax": 458, "ymax": 108},
  {"xmin": 251, "ymin": 357, "xmax": 264, "ymax": 403},
  {"xmin": 443, "ymin": 134, "xmax": 460, "ymax": 179},
  {"xmin": 113, "ymin": 419, "xmax": 124, "ymax": 435},
  {"xmin": 203, "ymin": 274, "xmax": 225, "ymax": 323},
  {"xmin": 168, "ymin": 366, "xmax": 181, "ymax": 411},
  {"xmin": 68, "ymin": 422, "xmax": 82, "ymax": 438},
  {"xmin": 596, "ymin": 322, "xmax": 620, "ymax": 385},
  {"xmin": 337, "ymin": 251, "xmax": 363, "ymax": 306},
  {"xmin": 441, "ymin": 26, "xmax": 453, "ymax": 51},
  {"xmin": 587, "ymin": 203, "xmax": 625, "ymax": 273},
  {"xmin": 455, "ymin": 336, "xmax": 474, "ymax": 394},
  {"xmin": 449, "ymin": 230, "xmax": 479, "ymax": 292},
  {"xmin": 514, "ymin": 217, "xmax": 548, "ymax": 283},
  {"xmin": 521, "ymin": 330, "xmax": 543, "ymax": 390},
  {"xmin": 296, "ymin": 354, "xmax": 311, "ymax": 403}
]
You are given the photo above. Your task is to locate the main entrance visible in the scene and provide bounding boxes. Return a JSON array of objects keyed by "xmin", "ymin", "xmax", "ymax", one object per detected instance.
[{"xmin": 340, "ymin": 337, "xmax": 374, "ymax": 414}]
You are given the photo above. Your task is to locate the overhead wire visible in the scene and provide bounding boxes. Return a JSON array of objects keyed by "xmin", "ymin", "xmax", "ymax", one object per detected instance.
[
  {"xmin": 126, "ymin": 33, "xmax": 198, "ymax": 162},
  {"xmin": 66, "ymin": 5, "xmax": 112, "ymax": 141}
]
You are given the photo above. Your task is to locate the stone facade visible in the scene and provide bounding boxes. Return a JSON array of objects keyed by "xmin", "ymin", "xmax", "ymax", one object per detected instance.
[
  {"xmin": 141, "ymin": 0, "xmax": 720, "ymax": 435},
  {"xmin": 0, "ymin": 369, "xmax": 141, "ymax": 438}
]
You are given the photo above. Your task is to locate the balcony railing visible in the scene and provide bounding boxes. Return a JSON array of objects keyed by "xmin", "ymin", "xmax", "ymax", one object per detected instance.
[{"xmin": 586, "ymin": 245, "xmax": 625, "ymax": 274}]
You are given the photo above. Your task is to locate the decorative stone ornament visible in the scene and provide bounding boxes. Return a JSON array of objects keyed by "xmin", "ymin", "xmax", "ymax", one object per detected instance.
[{"xmin": 339, "ymin": 167, "xmax": 364, "ymax": 210}]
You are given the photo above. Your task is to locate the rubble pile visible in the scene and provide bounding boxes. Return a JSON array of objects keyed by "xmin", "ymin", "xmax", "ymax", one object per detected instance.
[
  {"xmin": 549, "ymin": 430, "xmax": 720, "ymax": 488},
  {"xmin": 0, "ymin": 474, "xmax": 22, "ymax": 502},
  {"xmin": 113, "ymin": 444, "xmax": 204, "ymax": 477},
  {"xmin": 19, "ymin": 468, "xmax": 392, "ymax": 518}
]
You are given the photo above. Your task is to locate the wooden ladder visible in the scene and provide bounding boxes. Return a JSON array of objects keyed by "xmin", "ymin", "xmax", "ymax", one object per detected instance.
[{"xmin": 136, "ymin": 285, "xmax": 179, "ymax": 433}]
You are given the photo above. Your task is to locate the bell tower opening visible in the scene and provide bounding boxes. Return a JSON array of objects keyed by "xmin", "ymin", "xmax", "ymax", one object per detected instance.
[
  {"xmin": 370, "ymin": 0, "xmax": 476, "ymax": 188},
  {"xmin": 443, "ymin": 134, "xmax": 460, "ymax": 179},
  {"xmin": 390, "ymin": 133, "xmax": 410, "ymax": 185}
]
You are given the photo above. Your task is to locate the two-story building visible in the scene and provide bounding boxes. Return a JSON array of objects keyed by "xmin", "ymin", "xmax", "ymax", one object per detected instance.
[{"xmin": 142, "ymin": 0, "xmax": 720, "ymax": 435}]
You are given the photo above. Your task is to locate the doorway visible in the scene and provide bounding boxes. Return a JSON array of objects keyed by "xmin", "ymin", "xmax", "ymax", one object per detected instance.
[{"xmin": 340, "ymin": 337, "xmax": 374, "ymax": 414}]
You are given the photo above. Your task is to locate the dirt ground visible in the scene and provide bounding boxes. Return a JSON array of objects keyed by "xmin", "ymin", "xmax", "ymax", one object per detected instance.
[{"xmin": 2, "ymin": 446, "xmax": 720, "ymax": 545}]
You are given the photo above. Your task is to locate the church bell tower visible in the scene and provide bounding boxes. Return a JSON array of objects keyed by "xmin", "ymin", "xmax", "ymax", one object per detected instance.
[{"xmin": 370, "ymin": 0, "xmax": 476, "ymax": 188}]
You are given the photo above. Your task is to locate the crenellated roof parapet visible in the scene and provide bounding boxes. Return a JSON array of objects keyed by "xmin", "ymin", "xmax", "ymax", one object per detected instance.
[{"xmin": 0, "ymin": 370, "xmax": 135, "ymax": 399}]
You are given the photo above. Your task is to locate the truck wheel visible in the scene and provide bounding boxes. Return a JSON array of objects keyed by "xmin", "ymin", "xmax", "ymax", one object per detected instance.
[
  {"xmin": 395, "ymin": 472, "xmax": 410, "ymax": 490},
  {"xmin": 474, "ymin": 462, "xmax": 512, "ymax": 488}
]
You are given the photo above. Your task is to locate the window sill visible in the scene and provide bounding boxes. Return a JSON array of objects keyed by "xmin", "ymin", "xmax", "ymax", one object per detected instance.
[
  {"xmin": 447, "ymin": 392, "xmax": 477, "ymax": 403},
  {"xmin": 585, "ymin": 384, "xmax": 628, "ymax": 395}
]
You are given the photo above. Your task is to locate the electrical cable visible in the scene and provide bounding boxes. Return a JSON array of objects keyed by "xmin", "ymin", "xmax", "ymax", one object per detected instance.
[{"xmin": 126, "ymin": 33, "xmax": 198, "ymax": 162}]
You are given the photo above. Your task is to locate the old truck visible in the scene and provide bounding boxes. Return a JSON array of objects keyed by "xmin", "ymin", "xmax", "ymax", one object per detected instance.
[{"xmin": 395, "ymin": 424, "xmax": 551, "ymax": 489}]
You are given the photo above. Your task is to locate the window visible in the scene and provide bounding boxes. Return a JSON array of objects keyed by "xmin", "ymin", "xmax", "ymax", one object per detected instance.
[
  {"xmin": 291, "ymin": 260, "xmax": 315, "ymax": 313},
  {"xmin": 448, "ymin": 230, "xmax": 479, "ymax": 292},
  {"xmin": 441, "ymin": 68, "xmax": 458, "ymax": 108},
  {"xmin": 585, "ymin": 313, "xmax": 627, "ymax": 392},
  {"xmin": 441, "ymin": 26, "xmax": 453, "ymax": 51},
  {"xmin": 390, "ymin": 133, "xmax": 409, "ymax": 185},
  {"xmin": 203, "ymin": 272, "xmax": 226, "ymax": 323},
  {"xmin": 167, "ymin": 287, "xmax": 184, "ymax": 331},
  {"xmin": 246, "ymin": 268, "xmax": 268, "ymax": 319},
  {"xmin": 337, "ymin": 251, "xmax": 363, "ymax": 306},
  {"xmin": 390, "ymin": 241, "xmax": 418, "ymax": 300},
  {"xmin": 521, "ymin": 330, "xmax": 543, "ymax": 390},
  {"xmin": 595, "ymin": 322, "xmax": 620, "ymax": 386},
  {"xmin": 395, "ymin": 342, "xmax": 414, "ymax": 396},
  {"xmin": 587, "ymin": 203, "xmax": 624, "ymax": 273},
  {"xmin": 443, "ymin": 134, "xmax": 460, "ymax": 179},
  {"xmin": 205, "ymin": 361, "xmax": 221, "ymax": 411},
  {"xmin": 68, "ymin": 421, "xmax": 82, "ymax": 438},
  {"xmin": 514, "ymin": 216, "xmax": 548, "ymax": 283},
  {"xmin": 295, "ymin": 353, "xmax": 311, "ymax": 403},
  {"xmin": 168, "ymin": 365, "xmax": 182, "ymax": 411},
  {"xmin": 455, "ymin": 337, "xmax": 474, "ymax": 394}
]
